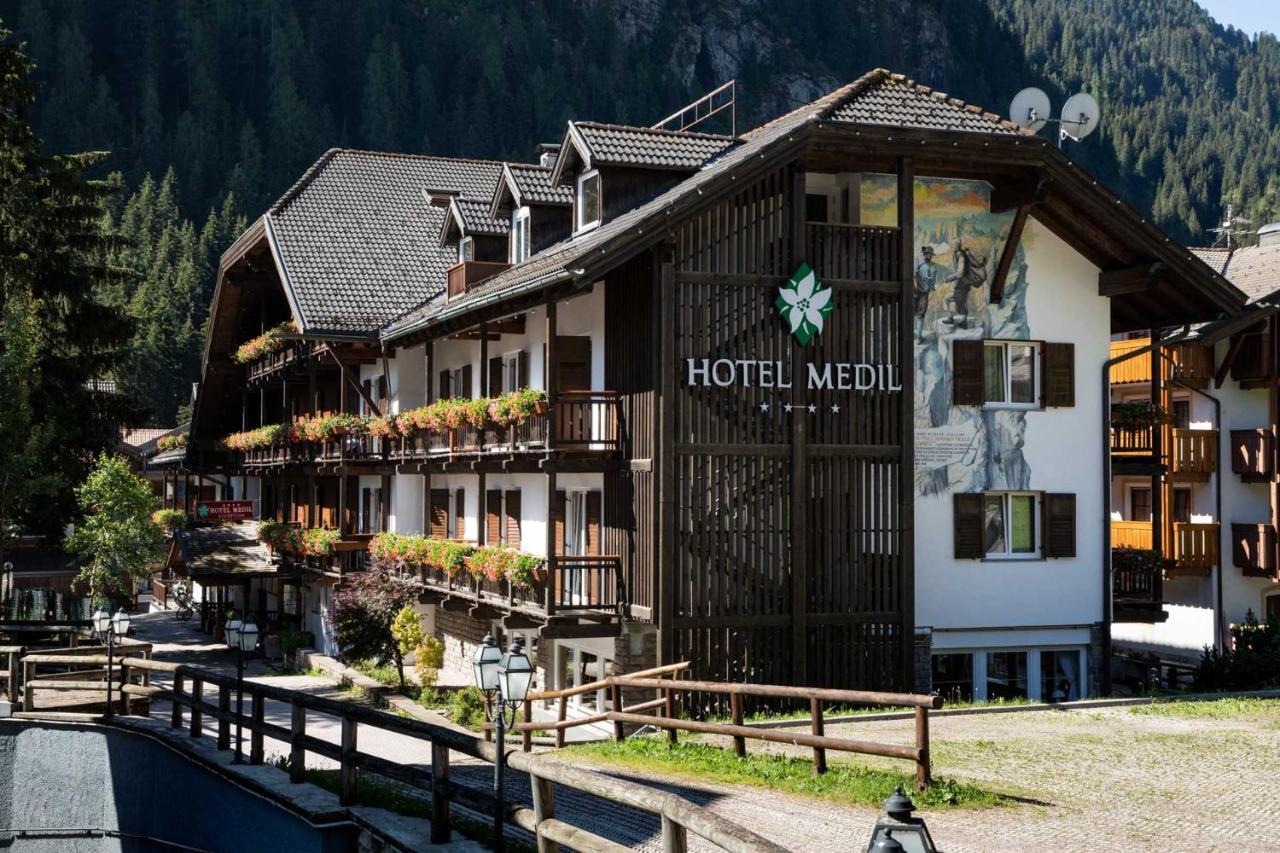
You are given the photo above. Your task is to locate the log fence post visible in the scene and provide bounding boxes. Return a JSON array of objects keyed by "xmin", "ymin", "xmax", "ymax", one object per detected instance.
[
  {"xmin": 171, "ymin": 672, "xmax": 184, "ymax": 729},
  {"xmin": 6, "ymin": 650, "xmax": 19, "ymax": 703},
  {"xmin": 217, "ymin": 685, "xmax": 231, "ymax": 749},
  {"xmin": 554, "ymin": 695, "xmax": 567, "ymax": 749},
  {"xmin": 190, "ymin": 677, "xmax": 203, "ymax": 737},
  {"xmin": 664, "ymin": 686, "xmax": 677, "ymax": 746},
  {"xmin": 290, "ymin": 704, "xmax": 306, "ymax": 783},
  {"xmin": 22, "ymin": 660, "xmax": 36, "ymax": 712},
  {"xmin": 661, "ymin": 815, "xmax": 687, "ymax": 853},
  {"xmin": 810, "ymin": 697, "xmax": 826, "ymax": 775},
  {"xmin": 430, "ymin": 741, "xmax": 450, "ymax": 844},
  {"xmin": 250, "ymin": 692, "xmax": 265, "ymax": 764},
  {"xmin": 118, "ymin": 662, "xmax": 131, "ymax": 716},
  {"xmin": 339, "ymin": 716, "xmax": 358, "ymax": 805},
  {"xmin": 915, "ymin": 706, "xmax": 931, "ymax": 790},
  {"xmin": 531, "ymin": 773, "xmax": 558, "ymax": 853},
  {"xmin": 522, "ymin": 699, "xmax": 532, "ymax": 752},
  {"xmin": 610, "ymin": 682, "xmax": 624, "ymax": 742},
  {"xmin": 730, "ymin": 692, "xmax": 745, "ymax": 758}
]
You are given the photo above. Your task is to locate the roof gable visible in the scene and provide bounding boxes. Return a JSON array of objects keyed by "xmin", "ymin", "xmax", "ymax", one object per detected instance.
[{"xmin": 549, "ymin": 121, "xmax": 737, "ymax": 185}]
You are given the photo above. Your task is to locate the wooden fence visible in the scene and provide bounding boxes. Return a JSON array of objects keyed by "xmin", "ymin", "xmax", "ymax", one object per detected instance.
[
  {"xmin": 509, "ymin": 663, "xmax": 941, "ymax": 790},
  {"xmin": 15, "ymin": 653, "xmax": 783, "ymax": 853}
]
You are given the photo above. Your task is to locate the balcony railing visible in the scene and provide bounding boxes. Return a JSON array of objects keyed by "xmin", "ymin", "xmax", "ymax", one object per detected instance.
[
  {"xmin": 1110, "ymin": 519, "xmax": 1219, "ymax": 577},
  {"xmin": 1232, "ymin": 523, "xmax": 1278, "ymax": 579},
  {"xmin": 446, "ymin": 261, "xmax": 510, "ymax": 301},
  {"xmin": 1169, "ymin": 429, "xmax": 1216, "ymax": 479},
  {"xmin": 415, "ymin": 551, "xmax": 622, "ymax": 617},
  {"xmin": 1108, "ymin": 337, "xmax": 1214, "ymax": 386},
  {"xmin": 246, "ymin": 340, "xmax": 325, "ymax": 384},
  {"xmin": 1110, "ymin": 426, "xmax": 1154, "ymax": 456},
  {"xmin": 804, "ymin": 223, "xmax": 901, "ymax": 282},
  {"xmin": 1230, "ymin": 429, "xmax": 1273, "ymax": 481}
]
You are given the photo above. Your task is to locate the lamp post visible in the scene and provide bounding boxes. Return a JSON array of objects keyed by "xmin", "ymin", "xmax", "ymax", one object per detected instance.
[
  {"xmin": 225, "ymin": 612, "xmax": 259, "ymax": 764},
  {"xmin": 472, "ymin": 634, "xmax": 534, "ymax": 853},
  {"xmin": 865, "ymin": 786, "xmax": 938, "ymax": 853},
  {"xmin": 93, "ymin": 607, "xmax": 131, "ymax": 718}
]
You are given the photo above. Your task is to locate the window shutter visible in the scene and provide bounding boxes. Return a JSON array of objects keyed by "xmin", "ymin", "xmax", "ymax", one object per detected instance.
[
  {"xmin": 953, "ymin": 493, "xmax": 984, "ymax": 559},
  {"xmin": 1043, "ymin": 343, "xmax": 1075, "ymax": 407},
  {"xmin": 454, "ymin": 488, "xmax": 465, "ymax": 540},
  {"xmin": 1043, "ymin": 493, "xmax": 1076, "ymax": 558},
  {"xmin": 952, "ymin": 340, "xmax": 984, "ymax": 406},
  {"xmin": 429, "ymin": 489, "xmax": 449, "ymax": 538},
  {"xmin": 461, "ymin": 364, "xmax": 473, "ymax": 398},
  {"xmin": 488, "ymin": 356, "xmax": 503, "ymax": 396},
  {"xmin": 439, "ymin": 370, "xmax": 450, "ymax": 400},
  {"xmin": 486, "ymin": 490, "xmax": 501, "ymax": 545},
  {"xmin": 553, "ymin": 490, "xmax": 567, "ymax": 555},
  {"xmin": 518, "ymin": 350, "xmax": 529, "ymax": 389},
  {"xmin": 586, "ymin": 491, "xmax": 601, "ymax": 555},
  {"xmin": 504, "ymin": 490, "xmax": 521, "ymax": 548}
]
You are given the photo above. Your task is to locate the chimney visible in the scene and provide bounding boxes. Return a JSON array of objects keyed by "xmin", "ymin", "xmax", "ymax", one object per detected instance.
[
  {"xmin": 1259, "ymin": 223, "xmax": 1280, "ymax": 248},
  {"xmin": 536, "ymin": 143, "xmax": 561, "ymax": 169}
]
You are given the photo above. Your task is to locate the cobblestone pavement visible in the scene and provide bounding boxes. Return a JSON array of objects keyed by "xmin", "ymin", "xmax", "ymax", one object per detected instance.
[{"xmin": 132, "ymin": 613, "xmax": 1280, "ymax": 852}]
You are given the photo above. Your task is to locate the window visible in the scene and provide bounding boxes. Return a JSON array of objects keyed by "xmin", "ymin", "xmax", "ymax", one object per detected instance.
[
  {"xmin": 1040, "ymin": 650, "xmax": 1082, "ymax": 702},
  {"xmin": 805, "ymin": 193, "xmax": 829, "ymax": 223},
  {"xmin": 931, "ymin": 653, "xmax": 973, "ymax": 703},
  {"xmin": 511, "ymin": 206, "xmax": 531, "ymax": 263},
  {"xmin": 282, "ymin": 584, "xmax": 299, "ymax": 617},
  {"xmin": 1130, "ymin": 488, "xmax": 1152, "ymax": 522},
  {"xmin": 985, "ymin": 651, "xmax": 1028, "ymax": 700},
  {"xmin": 458, "ymin": 236, "xmax": 475, "ymax": 262},
  {"xmin": 982, "ymin": 492, "xmax": 1038, "ymax": 557},
  {"xmin": 576, "ymin": 170, "xmax": 601, "ymax": 232},
  {"xmin": 1172, "ymin": 399, "xmax": 1191, "ymax": 430},
  {"xmin": 1172, "ymin": 488, "xmax": 1192, "ymax": 524},
  {"xmin": 983, "ymin": 341, "xmax": 1038, "ymax": 407},
  {"xmin": 504, "ymin": 353, "xmax": 520, "ymax": 392},
  {"xmin": 451, "ymin": 367, "xmax": 465, "ymax": 398}
]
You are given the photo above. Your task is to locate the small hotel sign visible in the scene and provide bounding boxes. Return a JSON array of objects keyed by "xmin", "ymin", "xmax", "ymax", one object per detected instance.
[
  {"xmin": 684, "ymin": 263, "xmax": 901, "ymax": 393},
  {"xmin": 195, "ymin": 500, "xmax": 255, "ymax": 521}
]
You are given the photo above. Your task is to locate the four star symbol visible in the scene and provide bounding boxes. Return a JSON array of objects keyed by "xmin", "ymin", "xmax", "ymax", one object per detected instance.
[{"xmin": 761, "ymin": 399, "xmax": 844, "ymax": 415}]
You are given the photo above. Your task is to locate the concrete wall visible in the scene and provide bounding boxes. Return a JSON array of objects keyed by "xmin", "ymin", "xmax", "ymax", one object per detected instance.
[{"xmin": 0, "ymin": 721, "xmax": 352, "ymax": 852}]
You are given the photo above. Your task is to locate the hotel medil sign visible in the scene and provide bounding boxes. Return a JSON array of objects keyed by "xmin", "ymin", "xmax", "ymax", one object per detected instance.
[{"xmin": 684, "ymin": 263, "xmax": 902, "ymax": 392}]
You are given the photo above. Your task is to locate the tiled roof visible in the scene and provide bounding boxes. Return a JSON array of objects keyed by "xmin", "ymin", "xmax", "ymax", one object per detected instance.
[
  {"xmin": 121, "ymin": 427, "xmax": 171, "ymax": 448},
  {"xmin": 1189, "ymin": 248, "xmax": 1232, "ymax": 276},
  {"xmin": 1216, "ymin": 243, "xmax": 1280, "ymax": 303},
  {"xmin": 178, "ymin": 521, "xmax": 279, "ymax": 577},
  {"xmin": 570, "ymin": 122, "xmax": 737, "ymax": 172},
  {"xmin": 507, "ymin": 164, "xmax": 573, "ymax": 206},
  {"xmin": 266, "ymin": 149, "xmax": 504, "ymax": 333},
  {"xmin": 454, "ymin": 197, "xmax": 510, "ymax": 236},
  {"xmin": 825, "ymin": 74, "xmax": 1027, "ymax": 135}
]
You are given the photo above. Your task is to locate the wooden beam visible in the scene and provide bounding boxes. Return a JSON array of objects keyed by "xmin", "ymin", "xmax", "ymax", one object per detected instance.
[
  {"xmin": 323, "ymin": 343, "xmax": 381, "ymax": 416},
  {"xmin": 897, "ymin": 154, "xmax": 917, "ymax": 692},
  {"xmin": 502, "ymin": 614, "xmax": 543, "ymax": 630},
  {"xmin": 1099, "ymin": 263, "xmax": 1166, "ymax": 297},
  {"xmin": 990, "ymin": 175, "xmax": 1049, "ymax": 214},
  {"xmin": 1215, "ymin": 333, "xmax": 1247, "ymax": 389},
  {"xmin": 540, "ymin": 621, "xmax": 623, "ymax": 640},
  {"xmin": 989, "ymin": 204, "xmax": 1030, "ymax": 304}
]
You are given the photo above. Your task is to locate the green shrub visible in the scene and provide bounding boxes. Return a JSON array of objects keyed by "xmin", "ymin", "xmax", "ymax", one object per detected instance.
[
  {"xmin": 449, "ymin": 685, "xmax": 487, "ymax": 730},
  {"xmin": 1194, "ymin": 611, "xmax": 1280, "ymax": 691}
]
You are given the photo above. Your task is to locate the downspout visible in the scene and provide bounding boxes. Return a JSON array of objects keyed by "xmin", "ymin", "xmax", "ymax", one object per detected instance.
[{"xmin": 1101, "ymin": 325, "xmax": 1193, "ymax": 694}]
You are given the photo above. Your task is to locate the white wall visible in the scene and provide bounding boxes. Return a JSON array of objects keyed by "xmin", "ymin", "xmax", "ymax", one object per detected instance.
[{"xmin": 916, "ymin": 219, "xmax": 1107, "ymax": 636}]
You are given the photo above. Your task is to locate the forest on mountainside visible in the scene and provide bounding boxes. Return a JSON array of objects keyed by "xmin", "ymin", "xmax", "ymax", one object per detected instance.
[{"xmin": 0, "ymin": 0, "xmax": 1276, "ymax": 427}]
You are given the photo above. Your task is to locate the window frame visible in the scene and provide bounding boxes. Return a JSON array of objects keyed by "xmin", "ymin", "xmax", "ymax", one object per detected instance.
[
  {"xmin": 458, "ymin": 235, "xmax": 475, "ymax": 263},
  {"xmin": 504, "ymin": 351, "xmax": 520, "ymax": 393},
  {"xmin": 511, "ymin": 206, "xmax": 531, "ymax": 263},
  {"xmin": 982, "ymin": 339, "xmax": 1041, "ymax": 410},
  {"xmin": 934, "ymin": 646, "xmax": 1086, "ymax": 702},
  {"xmin": 575, "ymin": 170, "xmax": 602, "ymax": 233},
  {"xmin": 982, "ymin": 490, "xmax": 1041, "ymax": 560}
]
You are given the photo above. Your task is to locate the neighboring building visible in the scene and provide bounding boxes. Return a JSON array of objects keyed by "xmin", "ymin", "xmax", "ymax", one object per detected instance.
[
  {"xmin": 182, "ymin": 70, "xmax": 1242, "ymax": 708},
  {"xmin": 1111, "ymin": 224, "xmax": 1280, "ymax": 663}
]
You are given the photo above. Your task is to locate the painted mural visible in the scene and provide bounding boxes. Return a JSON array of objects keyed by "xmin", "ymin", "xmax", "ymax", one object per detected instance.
[{"xmin": 863, "ymin": 175, "xmax": 1031, "ymax": 497}]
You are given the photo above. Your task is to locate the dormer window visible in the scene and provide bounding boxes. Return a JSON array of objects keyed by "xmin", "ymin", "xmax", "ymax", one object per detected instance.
[
  {"xmin": 458, "ymin": 236, "xmax": 475, "ymax": 263},
  {"xmin": 576, "ymin": 170, "xmax": 601, "ymax": 233},
  {"xmin": 511, "ymin": 206, "xmax": 531, "ymax": 263}
]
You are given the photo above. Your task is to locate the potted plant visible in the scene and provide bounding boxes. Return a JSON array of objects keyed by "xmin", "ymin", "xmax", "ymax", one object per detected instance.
[{"xmin": 1110, "ymin": 402, "xmax": 1168, "ymax": 431}]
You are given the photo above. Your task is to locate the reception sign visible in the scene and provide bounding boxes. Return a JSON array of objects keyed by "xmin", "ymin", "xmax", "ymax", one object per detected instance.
[{"xmin": 194, "ymin": 500, "xmax": 255, "ymax": 521}]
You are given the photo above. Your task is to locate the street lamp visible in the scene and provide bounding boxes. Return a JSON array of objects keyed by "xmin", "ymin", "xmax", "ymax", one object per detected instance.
[
  {"xmin": 472, "ymin": 634, "xmax": 534, "ymax": 853},
  {"xmin": 865, "ymin": 786, "xmax": 938, "ymax": 853},
  {"xmin": 94, "ymin": 607, "xmax": 130, "ymax": 718},
  {"xmin": 225, "ymin": 612, "xmax": 258, "ymax": 764}
]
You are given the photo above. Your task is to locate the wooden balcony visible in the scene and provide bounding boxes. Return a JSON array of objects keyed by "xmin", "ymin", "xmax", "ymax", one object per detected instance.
[
  {"xmin": 446, "ymin": 260, "xmax": 510, "ymax": 301},
  {"xmin": 1231, "ymin": 523, "xmax": 1278, "ymax": 579},
  {"xmin": 1110, "ymin": 519, "xmax": 1219, "ymax": 577},
  {"xmin": 1110, "ymin": 426, "xmax": 1154, "ymax": 457},
  {"xmin": 415, "ymin": 553, "xmax": 623, "ymax": 625},
  {"xmin": 1168, "ymin": 429, "xmax": 1216, "ymax": 480},
  {"xmin": 805, "ymin": 223, "xmax": 901, "ymax": 282},
  {"xmin": 1108, "ymin": 337, "xmax": 1213, "ymax": 387},
  {"xmin": 1230, "ymin": 429, "xmax": 1273, "ymax": 482},
  {"xmin": 1230, "ymin": 331, "xmax": 1271, "ymax": 384},
  {"xmin": 245, "ymin": 339, "xmax": 322, "ymax": 384}
]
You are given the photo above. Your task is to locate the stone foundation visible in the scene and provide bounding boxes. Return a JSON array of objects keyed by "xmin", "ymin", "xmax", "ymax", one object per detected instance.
[
  {"xmin": 913, "ymin": 626, "xmax": 933, "ymax": 694},
  {"xmin": 1089, "ymin": 621, "xmax": 1106, "ymax": 697}
]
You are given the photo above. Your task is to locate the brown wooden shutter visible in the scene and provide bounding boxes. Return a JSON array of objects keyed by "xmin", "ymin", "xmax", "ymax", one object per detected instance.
[
  {"xmin": 429, "ymin": 489, "xmax": 449, "ymax": 538},
  {"xmin": 461, "ymin": 364, "xmax": 473, "ymax": 398},
  {"xmin": 439, "ymin": 370, "xmax": 450, "ymax": 399},
  {"xmin": 488, "ymin": 356, "xmax": 503, "ymax": 396},
  {"xmin": 518, "ymin": 350, "xmax": 529, "ymax": 388},
  {"xmin": 953, "ymin": 493, "xmax": 984, "ymax": 559},
  {"xmin": 953, "ymin": 339, "xmax": 985, "ymax": 406},
  {"xmin": 454, "ymin": 488, "xmax": 465, "ymax": 540},
  {"xmin": 556, "ymin": 336, "xmax": 592, "ymax": 392},
  {"xmin": 486, "ymin": 490, "xmax": 501, "ymax": 545},
  {"xmin": 586, "ymin": 491, "xmax": 601, "ymax": 555},
  {"xmin": 504, "ymin": 490, "xmax": 521, "ymax": 548},
  {"xmin": 1042, "ymin": 343, "xmax": 1075, "ymax": 407},
  {"xmin": 553, "ymin": 490, "xmax": 567, "ymax": 555},
  {"xmin": 1043, "ymin": 493, "xmax": 1076, "ymax": 558}
]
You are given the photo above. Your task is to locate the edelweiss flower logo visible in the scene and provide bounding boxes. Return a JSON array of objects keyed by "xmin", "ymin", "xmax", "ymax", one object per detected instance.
[{"xmin": 776, "ymin": 262, "xmax": 832, "ymax": 346}]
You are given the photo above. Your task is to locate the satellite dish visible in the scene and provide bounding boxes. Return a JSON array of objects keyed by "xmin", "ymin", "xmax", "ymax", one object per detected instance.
[
  {"xmin": 1009, "ymin": 87, "xmax": 1051, "ymax": 132},
  {"xmin": 1060, "ymin": 93, "xmax": 1100, "ymax": 140}
]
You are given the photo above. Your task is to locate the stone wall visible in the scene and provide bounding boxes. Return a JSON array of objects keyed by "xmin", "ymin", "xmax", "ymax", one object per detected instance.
[{"xmin": 1089, "ymin": 621, "xmax": 1106, "ymax": 697}]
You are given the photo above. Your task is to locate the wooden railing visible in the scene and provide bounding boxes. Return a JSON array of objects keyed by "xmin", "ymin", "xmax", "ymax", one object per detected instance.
[
  {"xmin": 1108, "ymin": 338, "xmax": 1214, "ymax": 386},
  {"xmin": 245, "ymin": 340, "xmax": 324, "ymax": 384},
  {"xmin": 555, "ymin": 391, "xmax": 619, "ymax": 450},
  {"xmin": 1232, "ymin": 523, "xmax": 1278, "ymax": 579},
  {"xmin": 1113, "ymin": 559, "xmax": 1162, "ymax": 607},
  {"xmin": 1110, "ymin": 426, "xmax": 1154, "ymax": 456},
  {"xmin": 1230, "ymin": 429, "xmax": 1273, "ymax": 481},
  {"xmin": 15, "ymin": 654, "xmax": 783, "ymax": 853},
  {"xmin": 1169, "ymin": 428, "xmax": 1216, "ymax": 478},
  {"xmin": 512, "ymin": 662, "xmax": 941, "ymax": 790},
  {"xmin": 417, "ymin": 553, "xmax": 622, "ymax": 617},
  {"xmin": 1111, "ymin": 520, "xmax": 1154, "ymax": 550},
  {"xmin": 446, "ymin": 261, "xmax": 510, "ymax": 300},
  {"xmin": 804, "ymin": 223, "xmax": 901, "ymax": 282},
  {"xmin": 1111, "ymin": 520, "xmax": 1219, "ymax": 576}
]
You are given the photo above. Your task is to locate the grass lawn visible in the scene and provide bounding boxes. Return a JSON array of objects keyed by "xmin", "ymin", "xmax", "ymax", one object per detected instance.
[
  {"xmin": 1128, "ymin": 696, "xmax": 1280, "ymax": 721},
  {"xmin": 566, "ymin": 736, "xmax": 1010, "ymax": 809}
]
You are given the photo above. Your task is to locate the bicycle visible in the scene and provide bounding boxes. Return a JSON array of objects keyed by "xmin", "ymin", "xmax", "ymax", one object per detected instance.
[{"xmin": 173, "ymin": 584, "xmax": 194, "ymax": 621}]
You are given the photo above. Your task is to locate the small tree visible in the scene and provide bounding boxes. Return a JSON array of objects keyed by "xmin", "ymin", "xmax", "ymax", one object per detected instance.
[
  {"xmin": 67, "ymin": 455, "xmax": 165, "ymax": 603},
  {"xmin": 327, "ymin": 562, "xmax": 423, "ymax": 688},
  {"xmin": 391, "ymin": 605, "xmax": 445, "ymax": 687}
]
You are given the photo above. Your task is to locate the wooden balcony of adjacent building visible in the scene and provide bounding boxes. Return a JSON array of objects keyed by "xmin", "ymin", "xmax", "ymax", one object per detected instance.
[
  {"xmin": 1231, "ymin": 523, "xmax": 1279, "ymax": 581},
  {"xmin": 413, "ymin": 551, "xmax": 624, "ymax": 638},
  {"xmin": 1108, "ymin": 337, "xmax": 1213, "ymax": 388},
  {"xmin": 804, "ymin": 222, "xmax": 902, "ymax": 283},
  {"xmin": 446, "ymin": 260, "xmax": 510, "ymax": 301},
  {"xmin": 1230, "ymin": 429, "xmax": 1274, "ymax": 483},
  {"xmin": 243, "ymin": 338, "xmax": 381, "ymax": 388},
  {"xmin": 1111, "ymin": 519, "xmax": 1219, "ymax": 579},
  {"xmin": 1110, "ymin": 423, "xmax": 1217, "ymax": 480}
]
